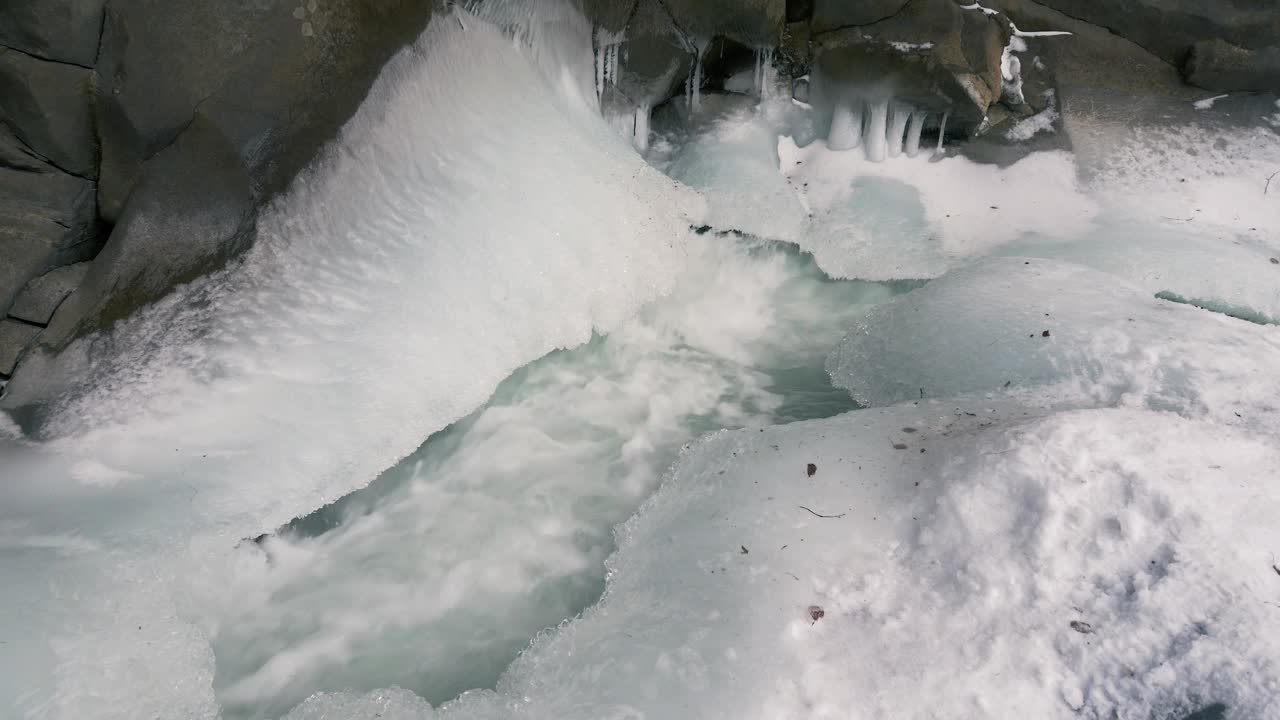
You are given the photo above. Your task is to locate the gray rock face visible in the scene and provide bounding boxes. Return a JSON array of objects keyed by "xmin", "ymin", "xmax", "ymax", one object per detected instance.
[
  {"xmin": 0, "ymin": 0, "xmax": 106, "ymax": 67},
  {"xmin": 38, "ymin": 114, "xmax": 254, "ymax": 350},
  {"xmin": 0, "ymin": 47, "xmax": 98, "ymax": 178},
  {"xmin": 664, "ymin": 0, "xmax": 785, "ymax": 46},
  {"xmin": 1185, "ymin": 40, "xmax": 1280, "ymax": 94},
  {"xmin": 582, "ymin": 0, "xmax": 636, "ymax": 33},
  {"xmin": 0, "ymin": 122, "xmax": 48, "ymax": 172},
  {"xmin": 7, "ymin": 262, "xmax": 90, "ymax": 326},
  {"xmin": 1029, "ymin": 0, "xmax": 1280, "ymax": 64},
  {"xmin": 812, "ymin": 0, "xmax": 1008, "ymax": 131},
  {"xmin": 94, "ymin": 0, "xmax": 436, "ymax": 223},
  {"xmin": 0, "ymin": 319, "xmax": 41, "ymax": 376},
  {"xmin": 812, "ymin": 0, "xmax": 912, "ymax": 32},
  {"xmin": 0, "ymin": 164, "xmax": 101, "ymax": 315}
]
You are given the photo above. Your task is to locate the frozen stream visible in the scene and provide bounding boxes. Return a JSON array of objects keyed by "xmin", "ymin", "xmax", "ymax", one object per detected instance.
[{"xmin": 208, "ymin": 238, "xmax": 911, "ymax": 718}]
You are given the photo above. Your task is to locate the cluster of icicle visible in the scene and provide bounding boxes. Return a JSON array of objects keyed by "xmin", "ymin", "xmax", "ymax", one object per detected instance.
[
  {"xmin": 594, "ymin": 29, "xmax": 652, "ymax": 152},
  {"xmin": 828, "ymin": 97, "xmax": 950, "ymax": 161}
]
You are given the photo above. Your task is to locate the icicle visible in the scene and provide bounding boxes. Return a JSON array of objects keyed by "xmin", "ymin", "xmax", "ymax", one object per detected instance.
[
  {"xmin": 686, "ymin": 39, "xmax": 707, "ymax": 114},
  {"xmin": 864, "ymin": 98, "xmax": 889, "ymax": 162},
  {"xmin": 633, "ymin": 102, "xmax": 651, "ymax": 152},
  {"xmin": 887, "ymin": 101, "xmax": 911, "ymax": 157},
  {"xmin": 828, "ymin": 97, "xmax": 863, "ymax": 151},
  {"xmin": 595, "ymin": 46, "xmax": 605, "ymax": 100},
  {"xmin": 935, "ymin": 109, "xmax": 950, "ymax": 154},
  {"xmin": 757, "ymin": 47, "xmax": 774, "ymax": 97},
  {"xmin": 905, "ymin": 110, "xmax": 926, "ymax": 157}
]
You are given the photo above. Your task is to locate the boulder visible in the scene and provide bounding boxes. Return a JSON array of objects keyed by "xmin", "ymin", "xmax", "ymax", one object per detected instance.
[
  {"xmin": 0, "ymin": 0, "xmax": 106, "ymax": 67},
  {"xmin": 1030, "ymin": 0, "xmax": 1280, "ymax": 65},
  {"xmin": 7, "ymin": 262, "xmax": 90, "ymax": 326},
  {"xmin": 0, "ymin": 319, "xmax": 41, "ymax": 376},
  {"xmin": 811, "ymin": 0, "xmax": 1009, "ymax": 132},
  {"xmin": 663, "ymin": 0, "xmax": 785, "ymax": 46},
  {"xmin": 600, "ymin": 0, "xmax": 693, "ymax": 110},
  {"xmin": 94, "ymin": 0, "xmax": 436, "ymax": 222},
  {"xmin": 0, "ymin": 164, "xmax": 101, "ymax": 315},
  {"xmin": 582, "ymin": 0, "xmax": 637, "ymax": 33},
  {"xmin": 36, "ymin": 114, "xmax": 254, "ymax": 350},
  {"xmin": 0, "ymin": 122, "xmax": 48, "ymax": 172},
  {"xmin": 1185, "ymin": 40, "xmax": 1280, "ymax": 94},
  {"xmin": 812, "ymin": 0, "xmax": 912, "ymax": 33},
  {"xmin": 0, "ymin": 47, "xmax": 97, "ymax": 178}
]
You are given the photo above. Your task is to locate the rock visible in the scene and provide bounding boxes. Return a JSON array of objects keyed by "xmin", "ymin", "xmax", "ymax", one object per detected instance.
[
  {"xmin": 812, "ymin": 0, "xmax": 912, "ymax": 33},
  {"xmin": 812, "ymin": 0, "xmax": 1009, "ymax": 132},
  {"xmin": 0, "ymin": 319, "xmax": 42, "ymax": 376},
  {"xmin": 37, "ymin": 114, "xmax": 254, "ymax": 350},
  {"xmin": 582, "ymin": 0, "xmax": 637, "ymax": 33},
  {"xmin": 94, "ymin": 0, "xmax": 436, "ymax": 222},
  {"xmin": 601, "ymin": 0, "xmax": 693, "ymax": 110},
  {"xmin": 1184, "ymin": 40, "xmax": 1280, "ymax": 94},
  {"xmin": 993, "ymin": 0, "xmax": 1201, "ymax": 109},
  {"xmin": 0, "ymin": 47, "xmax": 97, "ymax": 178},
  {"xmin": 1029, "ymin": 0, "xmax": 1280, "ymax": 64},
  {"xmin": 0, "ymin": 123, "xmax": 48, "ymax": 173},
  {"xmin": 0, "ymin": 0, "xmax": 106, "ymax": 67},
  {"xmin": 663, "ymin": 0, "xmax": 785, "ymax": 46},
  {"xmin": 7, "ymin": 262, "xmax": 90, "ymax": 326},
  {"xmin": 0, "ymin": 164, "xmax": 101, "ymax": 315}
]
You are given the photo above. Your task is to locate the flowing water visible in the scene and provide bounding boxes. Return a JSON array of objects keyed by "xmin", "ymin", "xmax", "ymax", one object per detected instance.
[{"xmin": 207, "ymin": 237, "xmax": 916, "ymax": 718}]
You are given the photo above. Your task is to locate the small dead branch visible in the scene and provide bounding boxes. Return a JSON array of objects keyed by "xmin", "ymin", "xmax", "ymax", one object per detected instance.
[{"xmin": 799, "ymin": 505, "xmax": 845, "ymax": 518}]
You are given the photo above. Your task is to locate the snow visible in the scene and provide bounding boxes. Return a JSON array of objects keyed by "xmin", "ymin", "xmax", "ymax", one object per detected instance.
[{"xmin": 1194, "ymin": 94, "xmax": 1230, "ymax": 110}]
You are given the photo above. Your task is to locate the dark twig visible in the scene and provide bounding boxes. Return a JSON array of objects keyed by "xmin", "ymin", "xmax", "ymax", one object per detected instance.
[
  {"xmin": 798, "ymin": 505, "xmax": 845, "ymax": 518},
  {"xmin": 1266, "ymin": 170, "xmax": 1279, "ymax": 195}
]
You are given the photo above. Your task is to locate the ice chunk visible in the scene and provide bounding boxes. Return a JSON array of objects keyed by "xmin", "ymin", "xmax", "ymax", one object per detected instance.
[
  {"xmin": 777, "ymin": 138, "xmax": 1099, "ymax": 280},
  {"xmin": 827, "ymin": 256, "xmax": 1280, "ymax": 414}
]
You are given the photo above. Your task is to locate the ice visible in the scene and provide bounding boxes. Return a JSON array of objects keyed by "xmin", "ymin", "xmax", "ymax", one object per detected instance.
[
  {"xmin": 904, "ymin": 110, "xmax": 925, "ymax": 157},
  {"xmin": 778, "ymin": 138, "xmax": 1098, "ymax": 280},
  {"xmin": 826, "ymin": 97, "xmax": 862, "ymax": 151},
  {"xmin": 864, "ymin": 98, "xmax": 889, "ymax": 162},
  {"xmin": 827, "ymin": 256, "xmax": 1280, "ymax": 411},
  {"xmin": 1, "ymin": 2, "xmax": 704, "ymax": 715},
  {"xmin": 657, "ymin": 97, "xmax": 809, "ymax": 241}
]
